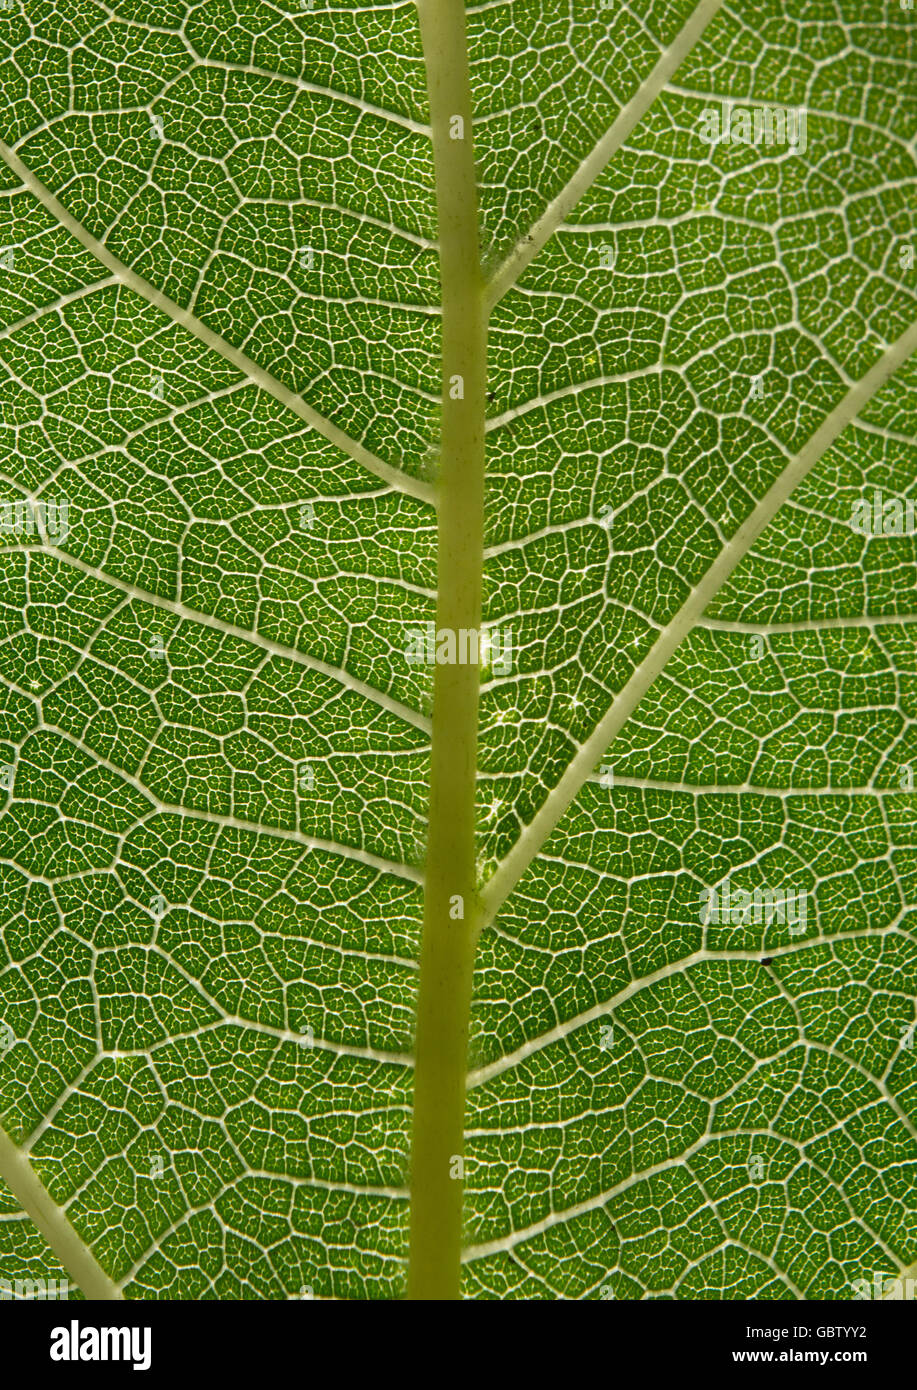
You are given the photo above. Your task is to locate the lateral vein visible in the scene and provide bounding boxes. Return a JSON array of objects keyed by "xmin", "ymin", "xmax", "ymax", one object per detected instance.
[
  {"xmin": 0, "ymin": 1121, "xmax": 123, "ymax": 1300},
  {"xmin": 0, "ymin": 140, "xmax": 436, "ymax": 508},
  {"xmin": 15, "ymin": 541, "xmax": 432, "ymax": 734},
  {"xmin": 483, "ymin": 0, "xmax": 725, "ymax": 310},
  {"xmin": 22, "ymin": 721, "xmax": 426, "ymax": 885},
  {"xmin": 479, "ymin": 317, "xmax": 917, "ymax": 932},
  {"xmin": 466, "ymin": 927, "xmax": 907, "ymax": 1089}
]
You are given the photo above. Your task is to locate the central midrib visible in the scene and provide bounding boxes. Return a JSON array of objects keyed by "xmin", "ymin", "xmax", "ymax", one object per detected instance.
[{"xmin": 405, "ymin": 0, "xmax": 487, "ymax": 1300}]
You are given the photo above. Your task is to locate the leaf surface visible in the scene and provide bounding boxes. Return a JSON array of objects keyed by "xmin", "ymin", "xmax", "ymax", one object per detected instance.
[{"xmin": 0, "ymin": 0, "xmax": 916, "ymax": 1300}]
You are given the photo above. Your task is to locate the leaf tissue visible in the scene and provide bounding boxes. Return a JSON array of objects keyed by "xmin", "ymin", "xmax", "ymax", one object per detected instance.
[{"xmin": 0, "ymin": 0, "xmax": 916, "ymax": 1303}]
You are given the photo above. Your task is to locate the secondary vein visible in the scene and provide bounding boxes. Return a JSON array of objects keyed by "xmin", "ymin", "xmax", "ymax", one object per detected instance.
[
  {"xmin": 479, "ymin": 316, "xmax": 917, "ymax": 934},
  {"xmin": 0, "ymin": 139, "xmax": 437, "ymax": 509}
]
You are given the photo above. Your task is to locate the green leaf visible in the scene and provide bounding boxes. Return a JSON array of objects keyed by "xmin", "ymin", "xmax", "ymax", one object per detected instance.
[{"xmin": 1, "ymin": 0, "xmax": 916, "ymax": 1302}]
